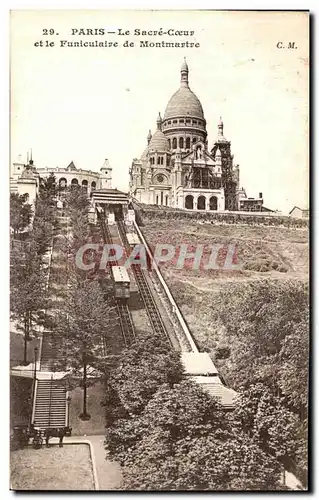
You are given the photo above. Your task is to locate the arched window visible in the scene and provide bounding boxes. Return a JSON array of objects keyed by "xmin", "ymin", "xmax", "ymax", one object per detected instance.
[
  {"xmin": 185, "ymin": 195, "xmax": 194, "ymax": 210},
  {"xmin": 197, "ymin": 196, "xmax": 206, "ymax": 210},
  {"xmin": 179, "ymin": 137, "xmax": 184, "ymax": 149},
  {"xmin": 166, "ymin": 157, "xmax": 170, "ymax": 167},
  {"xmin": 91, "ymin": 181, "xmax": 96, "ymax": 190},
  {"xmin": 82, "ymin": 179, "xmax": 88, "ymax": 191},
  {"xmin": 172, "ymin": 138, "xmax": 177, "ymax": 149},
  {"xmin": 156, "ymin": 195, "xmax": 159, "ymax": 205},
  {"xmin": 186, "ymin": 137, "xmax": 191, "ymax": 149},
  {"xmin": 193, "ymin": 137, "xmax": 197, "ymax": 144},
  {"xmin": 161, "ymin": 157, "xmax": 164, "ymax": 165},
  {"xmin": 157, "ymin": 157, "xmax": 161, "ymax": 165},
  {"xmin": 71, "ymin": 178, "xmax": 79, "ymax": 188},
  {"xmin": 165, "ymin": 195, "xmax": 169, "ymax": 206},
  {"xmin": 209, "ymin": 196, "xmax": 218, "ymax": 211},
  {"xmin": 168, "ymin": 138, "xmax": 171, "ymax": 149}
]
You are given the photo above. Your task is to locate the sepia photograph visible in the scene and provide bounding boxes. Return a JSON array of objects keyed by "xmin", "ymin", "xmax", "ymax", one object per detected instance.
[{"xmin": 9, "ymin": 9, "xmax": 309, "ymax": 491}]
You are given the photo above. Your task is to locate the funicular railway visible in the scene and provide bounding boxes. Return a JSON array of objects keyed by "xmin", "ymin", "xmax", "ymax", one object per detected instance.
[
  {"xmin": 92, "ymin": 188, "xmax": 174, "ymax": 347},
  {"xmin": 91, "ymin": 189, "xmax": 240, "ymax": 409},
  {"xmin": 117, "ymin": 221, "xmax": 173, "ymax": 347},
  {"xmin": 98, "ymin": 213, "xmax": 136, "ymax": 347}
]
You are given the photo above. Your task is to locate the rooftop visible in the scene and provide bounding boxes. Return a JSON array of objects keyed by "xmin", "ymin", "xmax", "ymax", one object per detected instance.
[{"xmin": 181, "ymin": 352, "xmax": 218, "ymax": 376}]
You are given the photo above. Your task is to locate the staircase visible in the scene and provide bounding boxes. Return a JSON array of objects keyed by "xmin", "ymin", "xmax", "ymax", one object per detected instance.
[
  {"xmin": 32, "ymin": 379, "xmax": 67, "ymax": 430},
  {"xmin": 40, "ymin": 332, "xmax": 60, "ymax": 371},
  {"xmin": 31, "ymin": 216, "xmax": 69, "ymax": 433}
]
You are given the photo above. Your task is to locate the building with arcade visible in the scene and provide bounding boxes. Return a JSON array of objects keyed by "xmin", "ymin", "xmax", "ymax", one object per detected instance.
[{"xmin": 10, "ymin": 155, "xmax": 113, "ymax": 206}]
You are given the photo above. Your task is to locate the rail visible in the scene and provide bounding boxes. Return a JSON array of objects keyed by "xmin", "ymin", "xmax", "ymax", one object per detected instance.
[
  {"xmin": 31, "ymin": 379, "xmax": 38, "ymax": 425},
  {"xmin": 117, "ymin": 221, "xmax": 173, "ymax": 347},
  {"xmin": 48, "ymin": 374, "xmax": 53, "ymax": 428},
  {"xmin": 133, "ymin": 220, "xmax": 198, "ymax": 353}
]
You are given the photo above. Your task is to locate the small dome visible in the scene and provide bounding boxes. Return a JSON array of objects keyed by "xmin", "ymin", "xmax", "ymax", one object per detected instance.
[
  {"xmin": 141, "ymin": 146, "xmax": 149, "ymax": 161},
  {"xmin": 164, "ymin": 87, "xmax": 204, "ymax": 120},
  {"xmin": 21, "ymin": 165, "xmax": 36, "ymax": 179},
  {"xmin": 148, "ymin": 129, "xmax": 169, "ymax": 152}
]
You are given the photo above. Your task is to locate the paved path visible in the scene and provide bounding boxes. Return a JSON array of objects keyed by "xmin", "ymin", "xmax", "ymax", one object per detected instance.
[{"xmin": 45, "ymin": 434, "xmax": 122, "ymax": 490}]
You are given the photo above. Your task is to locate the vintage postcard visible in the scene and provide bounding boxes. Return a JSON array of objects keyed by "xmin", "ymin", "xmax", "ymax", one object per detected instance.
[{"xmin": 10, "ymin": 10, "xmax": 309, "ymax": 491}]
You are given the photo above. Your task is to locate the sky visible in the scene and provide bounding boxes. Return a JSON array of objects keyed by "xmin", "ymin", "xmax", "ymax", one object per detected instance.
[{"xmin": 10, "ymin": 10, "xmax": 309, "ymax": 214}]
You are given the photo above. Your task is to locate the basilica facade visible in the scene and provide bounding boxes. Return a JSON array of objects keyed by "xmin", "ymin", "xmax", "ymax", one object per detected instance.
[{"xmin": 129, "ymin": 60, "xmax": 240, "ymax": 212}]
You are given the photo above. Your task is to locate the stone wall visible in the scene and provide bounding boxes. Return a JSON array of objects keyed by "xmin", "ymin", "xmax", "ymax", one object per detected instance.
[{"xmin": 134, "ymin": 203, "xmax": 309, "ymax": 229}]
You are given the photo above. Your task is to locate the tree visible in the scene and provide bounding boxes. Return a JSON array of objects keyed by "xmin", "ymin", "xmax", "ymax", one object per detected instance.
[
  {"xmin": 232, "ymin": 384, "xmax": 299, "ymax": 461},
  {"xmin": 56, "ymin": 273, "xmax": 116, "ymax": 420},
  {"xmin": 106, "ymin": 332, "xmax": 184, "ymax": 417},
  {"xmin": 121, "ymin": 432, "xmax": 282, "ymax": 491},
  {"xmin": 10, "ymin": 242, "xmax": 48, "ymax": 363},
  {"xmin": 215, "ymin": 280, "xmax": 309, "ymax": 486},
  {"xmin": 106, "ymin": 380, "xmax": 227, "ymax": 465},
  {"xmin": 65, "ymin": 185, "xmax": 90, "ymax": 214},
  {"xmin": 172, "ymin": 433, "xmax": 282, "ymax": 491},
  {"xmin": 10, "ymin": 193, "xmax": 33, "ymax": 238},
  {"xmin": 31, "ymin": 216, "xmax": 52, "ymax": 255},
  {"xmin": 217, "ymin": 280, "xmax": 309, "ymax": 391},
  {"xmin": 114, "ymin": 382, "xmax": 282, "ymax": 491},
  {"xmin": 278, "ymin": 317, "xmax": 309, "ymax": 418},
  {"xmin": 39, "ymin": 173, "xmax": 57, "ymax": 200}
]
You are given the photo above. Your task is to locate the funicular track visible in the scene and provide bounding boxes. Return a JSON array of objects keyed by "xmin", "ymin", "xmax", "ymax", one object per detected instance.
[
  {"xmin": 117, "ymin": 221, "xmax": 173, "ymax": 347},
  {"xmin": 98, "ymin": 216, "xmax": 136, "ymax": 347}
]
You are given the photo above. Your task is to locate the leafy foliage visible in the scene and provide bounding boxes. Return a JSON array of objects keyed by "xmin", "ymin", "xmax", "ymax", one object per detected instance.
[
  {"xmin": 105, "ymin": 333, "xmax": 184, "ymax": 417},
  {"xmin": 10, "ymin": 241, "xmax": 48, "ymax": 363},
  {"xmin": 232, "ymin": 383, "xmax": 299, "ymax": 460},
  {"xmin": 107, "ymin": 380, "xmax": 282, "ymax": 491},
  {"xmin": 104, "ymin": 333, "xmax": 284, "ymax": 491},
  {"xmin": 55, "ymin": 273, "xmax": 116, "ymax": 372},
  {"xmin": 215, "ymin": 279, "xmax": 309, "ymax": 484},
  {"xmin": 39, "ymin": 173, "xmax": 57, "ymax": 199},
  {"xmin": 64, "ymin": 186, "xmax": 91, "ymax": 250},
  {"xmin": 10, "ymin": 193, "xmax": 33, "ymax": 237}
]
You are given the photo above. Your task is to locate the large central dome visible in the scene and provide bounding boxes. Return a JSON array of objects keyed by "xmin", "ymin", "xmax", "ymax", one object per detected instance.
[
  {"xmin": 164, "ymin": 87, "xmax": 204, "ymax": 120},
  {"xmin": 164, "ymin": 59, "xmax": 205, "ymax": 120}
]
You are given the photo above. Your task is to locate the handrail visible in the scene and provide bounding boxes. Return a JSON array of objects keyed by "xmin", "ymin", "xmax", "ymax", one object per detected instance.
[
  {"xmin": 48, "ymin": 374, "xmax": 53, "ymax": 428},
  {"xmin": 65, "ymin": 391, "xmax": 70, "ymax": 428},
  {"xmin": 31, "ymin": 379, "xmax": 38, "ymax": 425}
]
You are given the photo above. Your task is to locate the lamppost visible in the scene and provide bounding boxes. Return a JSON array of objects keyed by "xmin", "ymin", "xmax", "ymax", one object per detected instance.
[
  {"xmin": 34, "ymin": 346, "xmax": 39, "ymax": 381},
  {"xmin": 66, "ymin": 393, "xmax": 72, "ymax": 432},
  {"xmin": 79, "ymin": 349, "xmax": 91, "ymax": 421}
]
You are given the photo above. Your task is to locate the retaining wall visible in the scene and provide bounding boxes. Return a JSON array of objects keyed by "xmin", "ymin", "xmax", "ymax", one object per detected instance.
[{"xmin": 135, "ymin": 205, "xmax": 308, "ymax": 229}]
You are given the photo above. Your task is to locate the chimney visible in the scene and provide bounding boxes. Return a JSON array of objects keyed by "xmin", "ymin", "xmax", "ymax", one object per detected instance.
[{"xmin": 259, "ymin": 192, "xmax": 263, "ymax": 199}]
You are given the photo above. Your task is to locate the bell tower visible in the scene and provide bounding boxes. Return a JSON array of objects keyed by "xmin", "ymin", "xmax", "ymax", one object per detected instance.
[{"xmin": 100, "ymin": 159, "xmax": 112, "ymax": 189}]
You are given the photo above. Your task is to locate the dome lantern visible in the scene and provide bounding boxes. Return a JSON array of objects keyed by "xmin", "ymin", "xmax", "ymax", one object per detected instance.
[
  {"xmin": 218, "ymin": 116, "xmax": 224, "ymax": 134},
  {"xmin": 157, "ymin": 112, "xmax": 162, "ymax": 131},
  {"xmin": 180, "ymin": 57, "xmax": 189, "ymax": 88}
]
